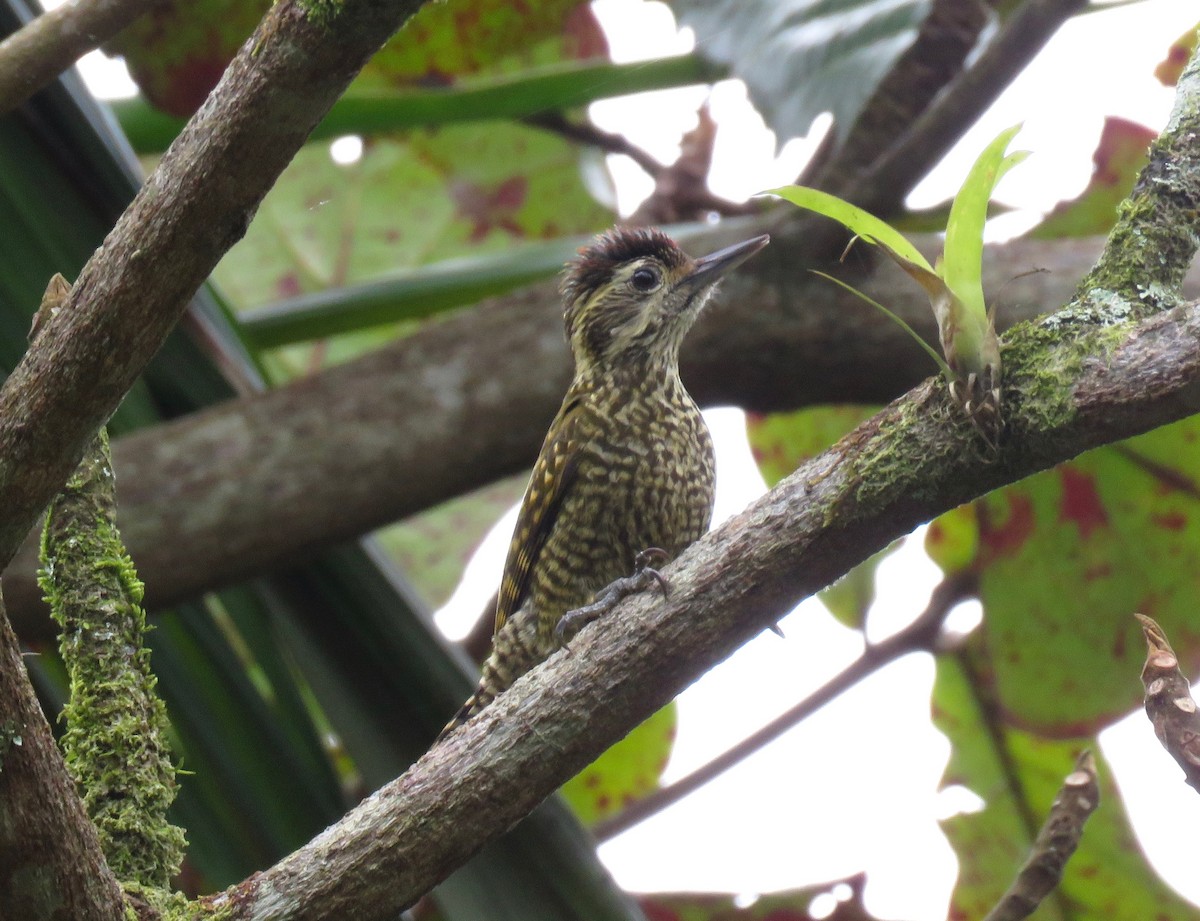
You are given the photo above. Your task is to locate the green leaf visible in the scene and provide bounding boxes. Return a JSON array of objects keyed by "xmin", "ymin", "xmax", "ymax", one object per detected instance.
[
  {"xmin": 934, "ymin": 655, "xmax": 1198, "ymax": 919},
  {"xmin": 929, "ymin": 416, "xmax": 1200, "ymax": 736},
  {"xmin": 675, "ymin": 0, "xmax": 933, "ymax": 142},
  {"xmin": 942, "ymin": 124, "xmax": 1026, "ymax": 328},
  {"xmin": 109, "ymin": 0, "xmax": 604, "ymax": 116},
  {"xmin": 214, "ymin": 125, "xmax": 611, "ymax": 364},
  {"xmin": 560, "ymin": 704, "xmax": 677, "ymax": 825},
  {"xmin": 357, "ymin": 0, "xmax": 605, "ymax": 88},
  {"xmin": 107, "ymin": 0, "xmax": 268, "ymax": 116},
  {"xmin": 1028, "ymin": 117, "xmax": 1156, "ymax": 240},
  {"xmin": 765, "ymin": 185, "xmax": 933, "ymax": 271}
]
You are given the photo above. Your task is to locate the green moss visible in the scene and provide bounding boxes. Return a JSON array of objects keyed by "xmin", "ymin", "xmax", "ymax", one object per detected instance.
[
  {"xmin": 298, "ymin": 0, "xmax": 344, "ymax": 25},
  {"xmin": 39, "ymin": 428, "xmax": 187, "ymax": 894},
  {"xmin": 1074, "ymin": 66, "xmax": 1200, "ymax": 311}
]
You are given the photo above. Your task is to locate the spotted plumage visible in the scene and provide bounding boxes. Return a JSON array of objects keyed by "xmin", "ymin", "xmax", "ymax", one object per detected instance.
[{"xmin": 438, "ymin": 227, "xmax": 769, "ymax": 740}]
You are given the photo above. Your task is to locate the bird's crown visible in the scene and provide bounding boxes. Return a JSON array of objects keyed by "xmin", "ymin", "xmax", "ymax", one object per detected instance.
[{"xmin": 561, "ymin": 227, "xmax": 686, "ymax": 309}]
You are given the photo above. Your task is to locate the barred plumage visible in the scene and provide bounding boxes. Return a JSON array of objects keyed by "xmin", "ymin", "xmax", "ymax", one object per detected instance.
[{"xmin": 438, "ymin": 228, "xmax": 769, "ymax": 740}]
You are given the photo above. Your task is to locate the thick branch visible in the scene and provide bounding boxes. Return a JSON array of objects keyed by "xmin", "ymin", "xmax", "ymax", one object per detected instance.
[
  {"xmin": 208, "ymin": 294, "xmax": 1200, "ymax": 921},
  {"xmin": 0, "ymin": 0, "xmax": 157, "ymax": 114},
  {"xmin": 207, "ymin": 53, "xmax": 1200, "ymax": 905},
  {"xmin": 0, "ymin": 596, "xmax": 127, "ymax": 921},
  {"xmin": 0, "ymin": 0, "xmax": 432, "ymax": 574},
  {"xmin": 8, "ymin": 233, "xmax": 1176, "ymax": 635}
]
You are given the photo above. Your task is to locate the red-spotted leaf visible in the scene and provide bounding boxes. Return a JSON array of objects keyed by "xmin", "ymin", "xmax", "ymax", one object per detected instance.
[
  {"xmin": 358, "ymin": 0, "xmax": 605, "ymax": 89},
  {"xmin": 929, "ymin": 416, "xmax": 1200, "ymax": 737},
  {"xmin": 1029, "ymin": 117, "xmax": 1157, "ymax": 239},
  {"xmin": 212, "ymin": 124, "xmax": 610, "ymax": 370},
  {"xmin": 746, "ymin": 405, "xmax": 880, "ymax": 487},
  {"xmin": 561, "ymin": 704, "xmax": 676, "ymax": 825},
  {"xmin": 111, "ymin": 0, "xmax": 602, "ymax": 116},
  {"xmin": 934, "ymin": 655, "xmax": 1198, "ymax": 919},
  {"xmin": 107, "ymin": 0, "xmax": 267, "ymax": 116}
]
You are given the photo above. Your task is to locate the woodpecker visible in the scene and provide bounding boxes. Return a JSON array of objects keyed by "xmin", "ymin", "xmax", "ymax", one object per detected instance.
[{"xmin": 439, "ymin": 227, "xmax": 769, "ymax": 739}]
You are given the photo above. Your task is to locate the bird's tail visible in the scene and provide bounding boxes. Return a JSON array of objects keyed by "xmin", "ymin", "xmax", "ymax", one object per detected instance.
[{"xmin": 434, "ymin": 684, "xmax": 496, "ymax": 744}]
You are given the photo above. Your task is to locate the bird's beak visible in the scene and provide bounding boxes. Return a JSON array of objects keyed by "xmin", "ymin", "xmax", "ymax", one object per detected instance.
[{"xmin": 681, "ymin": 234, "xmax": 770, "ymax": 291}]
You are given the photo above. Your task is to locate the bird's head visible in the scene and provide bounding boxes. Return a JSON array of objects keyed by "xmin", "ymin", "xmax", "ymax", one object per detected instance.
[{"xmin": 561, "ymin": 228, "xmax": 769, "ymax": 374}]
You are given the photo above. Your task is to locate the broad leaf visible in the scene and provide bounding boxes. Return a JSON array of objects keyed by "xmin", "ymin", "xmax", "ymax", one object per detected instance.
[
  {"xmin": 561, "ymin": 704, "xmax": 677, "ymax": 825},
  {"xmin": 1029, "ymin": 117, "xmax": 1156, "ymax": 240},
  {"xmin": 934, "ymin": 655, "xmax": 1197, "ymax": 919},
  {"xmin": 674, "ymin": 0, "xmax": 933, "ymax": 142},
  {"xmin": 926, "ymin": 416, "xmax": 1200, "ymax": 736},
  {"xmin": 212, "ymin": 124, "xmax": 611, "ymax": 371},
  {"xmin": 111, "ymin": 0, "xmax": 603, "ymax": 115}
]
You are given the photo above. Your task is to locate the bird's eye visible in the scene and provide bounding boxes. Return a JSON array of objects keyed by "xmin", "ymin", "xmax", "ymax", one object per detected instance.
[{"xmin": 630, "ymin": 267, "xmax": 661, "ymax": 292}]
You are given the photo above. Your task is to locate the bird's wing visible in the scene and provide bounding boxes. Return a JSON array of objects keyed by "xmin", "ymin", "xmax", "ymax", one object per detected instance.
[{"xmin": 494, "ymin": 396, "xmax": 585, "ymax": 635}]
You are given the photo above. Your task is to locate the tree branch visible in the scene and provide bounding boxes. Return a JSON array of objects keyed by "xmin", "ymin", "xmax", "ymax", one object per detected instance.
[
  {"xmin": 0, "ymin": 0, "xmax": 433, "ymax": 573},
  {"xmin": 9, "ymin": 233, "xmax": 1185, "ymax": 637},
  {"xmin": 208, "ymin": 291, "xmax": 1200, "ymax": 920},
  {"xmin": 0, "ymin": 0, "xmax": 157, "ymax": 115},
  {"xmin": 202, "ymin": 48, "xmax": 1200, "ymax": 913},
  {"xmin": 0, "ymin": 595, "xmax": 127, "ymax": 920},
  {"xmin": 1136, "ymin": 613, "xmax": 1200, "ymax": 794},
  {"xmin": 42, "ymin": 421, "xmax": 186, "ymax": 892},
  {"xmin": 593, "ymin": 572, "xmax": 978, "ymax": 842},
  {"xmin": 982, "ymin": 751, "xmax": 1099, "ymax": 921}
]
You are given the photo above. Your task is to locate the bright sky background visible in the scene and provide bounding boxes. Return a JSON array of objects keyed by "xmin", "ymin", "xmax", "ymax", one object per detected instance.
[{"xmin": 61, "ymin": 1, "xmax": 1200, "ymax": 918}]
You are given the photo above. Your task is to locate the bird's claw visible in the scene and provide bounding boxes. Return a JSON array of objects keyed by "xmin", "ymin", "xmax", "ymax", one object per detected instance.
[{"xmin": 554, "ymin": 547, "xmax": 673, "ymax": 649}]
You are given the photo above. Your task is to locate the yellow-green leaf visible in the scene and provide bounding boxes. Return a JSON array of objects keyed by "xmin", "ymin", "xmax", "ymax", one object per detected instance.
[{"xmin": 764, "ymin": 185, "xmax": 934, "ymax": 272}]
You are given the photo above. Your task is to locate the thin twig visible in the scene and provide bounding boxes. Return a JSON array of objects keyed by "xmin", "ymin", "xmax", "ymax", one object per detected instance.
[
  {"xmin": 525, "ymin": 112, "xmax": 664, "ymax": 178},
  {"xmin": 593, "ymin": 572, "xmax": 978, "ymax": 842},
  {"xmin": 854, "ymin": 0, "xmax": 1087, "ymax": 215},
  {"xmin": 982, "ymin": 751, "xmax": 1100, "ymax": 921},
  {"xmin": 0, "ymin": 0, "xmax": 158, "ymax": 114},
  {"xmin": 1135, "ymin": 613, "xmax": 1200, "ymax": 793}
]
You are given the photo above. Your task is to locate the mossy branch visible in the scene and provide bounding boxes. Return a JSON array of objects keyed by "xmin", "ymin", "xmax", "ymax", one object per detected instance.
[
  {"xmin": 36, "ymin": 276, "xmax": 186, "ymax": 898},
  {"xmin": 205, "ymin": 36, "xmax": 1200, "ymax": 921}
]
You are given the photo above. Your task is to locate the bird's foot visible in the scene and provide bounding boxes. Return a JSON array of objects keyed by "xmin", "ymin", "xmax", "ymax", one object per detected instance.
[{"xmin": 554, "ymin": 547, "xmax": 671, "ymax": 650}]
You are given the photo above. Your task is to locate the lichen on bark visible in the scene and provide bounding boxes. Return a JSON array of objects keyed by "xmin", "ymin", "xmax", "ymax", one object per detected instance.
[{"xmin": 38, "ymin": 424, "xmax": 186, "ymax": 894}]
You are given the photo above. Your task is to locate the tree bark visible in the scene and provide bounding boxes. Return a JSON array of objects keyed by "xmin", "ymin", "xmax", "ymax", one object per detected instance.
[
  {"xmin": 0, "ymin": 0, "xmax": 159, "ymax": 115},
  {"xmin": 8, "ymin": 231, "xmax": 1180, "ymax": 638},
  {"xmin": 199, "ymin": 45, "xmax": 1200, "ymax": 913},
  {"xmin": 0, "ymin": 0, "xmax": 432, "ymax": 575},
  {"xmin": 0, "ymin": 597, "xmax": 127, "ymax": 921},
  {"xmin": 207, "ymin": 292, "xmax": 1200, "ymax": 920}
]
